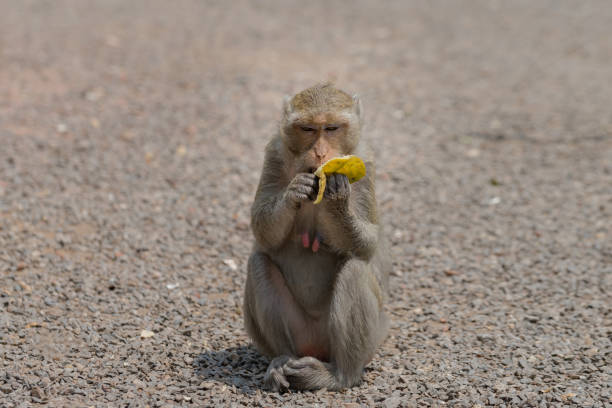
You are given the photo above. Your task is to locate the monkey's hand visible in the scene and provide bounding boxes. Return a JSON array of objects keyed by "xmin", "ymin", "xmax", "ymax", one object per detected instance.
[
  {"xmin": 284, "ymin": 173, "xmax": 318, "ymax": 209},
  {"xmin": 323, "ymin": 173, "xmax": 350, "ymax": 203}
]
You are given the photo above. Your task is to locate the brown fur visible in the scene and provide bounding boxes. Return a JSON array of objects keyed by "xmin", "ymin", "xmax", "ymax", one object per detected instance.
[
  {"xmin": 290, "ymin": 83, "xmax": 354, "ymax": 113},
  {"xmin": 244, "ymin": 84, "xmax": 390, "ymax": 391}
]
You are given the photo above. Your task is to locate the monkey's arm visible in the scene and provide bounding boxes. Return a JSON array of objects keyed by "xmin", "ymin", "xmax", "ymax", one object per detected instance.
[
  {"xmin": 319, "ymin": 172, "xmax": 379, "ymax": 260},
  {"xmin": 251, "ymin": 143, "xmax": 317, "ymax": 251},
  {"xmin": 251, "ymin": 179, "xmax": 297, "ymax": 252}
]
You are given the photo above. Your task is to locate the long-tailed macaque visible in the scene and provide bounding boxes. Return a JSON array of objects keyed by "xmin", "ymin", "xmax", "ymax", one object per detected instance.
[{"xmin": 243, "ymin": 83, "xmax": 390, "ymax": 391}]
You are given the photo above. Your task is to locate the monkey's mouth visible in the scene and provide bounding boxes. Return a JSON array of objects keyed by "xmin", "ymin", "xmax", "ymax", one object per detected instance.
[{"xmin": 307, "ymin": 167, "xmax": 317, "ymax": 174}]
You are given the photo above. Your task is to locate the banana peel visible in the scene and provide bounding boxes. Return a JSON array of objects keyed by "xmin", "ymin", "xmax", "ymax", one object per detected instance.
[{"xmin": 313, "ymin": 155, "xmax": 366, "ymax": 204}]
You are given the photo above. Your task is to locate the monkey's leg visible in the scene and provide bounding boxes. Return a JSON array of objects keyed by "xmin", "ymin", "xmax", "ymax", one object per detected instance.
[
  {"xmin": 283, "ymin": 259, "xmax": 388, "ymax": 390},
  {"xmin": 244, "ymin": 251, "xmax": 311, "ymax": 391}
]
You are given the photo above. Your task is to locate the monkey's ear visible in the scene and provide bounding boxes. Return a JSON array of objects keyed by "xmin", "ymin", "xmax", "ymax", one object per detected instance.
[
  {"xmin": 282, "ymin": 95, "xmax": 293, "ymax": 116},
  {"xmin": 353, "ymin": 94, "xmax": 363, "ymax": 119}
]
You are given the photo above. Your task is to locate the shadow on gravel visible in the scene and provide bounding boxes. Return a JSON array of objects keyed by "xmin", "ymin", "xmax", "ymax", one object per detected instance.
[{"xmin": 193, "ymin": 345, "xmax": 269, "ymax": 395}]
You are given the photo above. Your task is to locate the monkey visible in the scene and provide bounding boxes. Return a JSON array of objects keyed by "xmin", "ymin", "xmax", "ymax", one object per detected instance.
[{"xmin": 243, "ymin": 83, "xmax": 390, "ymax": 392}]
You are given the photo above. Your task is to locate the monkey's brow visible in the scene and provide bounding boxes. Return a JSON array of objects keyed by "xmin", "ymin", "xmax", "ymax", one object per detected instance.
[{"xmin": 294, "ymin": 121, "xmax": 347, "ymax": 127}]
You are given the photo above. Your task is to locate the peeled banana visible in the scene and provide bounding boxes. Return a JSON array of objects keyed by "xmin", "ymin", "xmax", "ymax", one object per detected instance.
[{"xmin": 313, "ymin": 155, "xmax": 366, "ymax": 204}]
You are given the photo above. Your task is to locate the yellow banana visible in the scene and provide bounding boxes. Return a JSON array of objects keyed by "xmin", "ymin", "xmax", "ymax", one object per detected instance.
[{"xmin": 313, "ymin": 155, "xmax": 366, "ymax": 204}]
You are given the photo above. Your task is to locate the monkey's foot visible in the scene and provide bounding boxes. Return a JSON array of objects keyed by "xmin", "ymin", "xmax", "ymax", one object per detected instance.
[
  {"xmin": 283, "ymin": 356, "xmax": 336, "ymax": 390},
  {"xmin": 264, "ymin": 355, "xmax": 291, "ymax": 392}
]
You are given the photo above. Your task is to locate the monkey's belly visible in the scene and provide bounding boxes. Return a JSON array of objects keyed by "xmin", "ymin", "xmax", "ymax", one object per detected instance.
[
  {"xmin": 271, "ymin": 246, "xmax": 338, "ymax": 311},
  {"xmin": 270, "ymin": 245, "xmax": 339, "ymax": 361}
]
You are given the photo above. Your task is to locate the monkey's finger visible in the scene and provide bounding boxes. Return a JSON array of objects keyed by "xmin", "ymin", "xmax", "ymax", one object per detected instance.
[
  {"xmin": 296, "ymin": 183, "xmax": 314, "ymax": 195},
  {"xmin": 289, "ymin": 182, "xmax": 307, "ymax": 194},
  {"xmin": 289, "ymin": 175, "xmax": 313, "ymax": 192},
  {"xmin": 325, "ymin": 174, "xmax": 338, "ymax": 198},
  {"xmin": 296, "ymin": 173, "xmax": 316, "ymax": 185},
  {"xmin": 339, "ymin": 173, "xmax": 349, "ymax": 187},
  {"xmin": 304, "ymin": 172, "xmax": 317, "ymax": 181},
  {"xmin": 294, "ymin": 193, "xmax": 310, "ymax": 201},
  {"xmin": 338, "ymin": 174, "xmax": 350, "ymax": 196},
  {"xmin": 307, "ymin": 177, "xmax": 320, "ymax": 201}
]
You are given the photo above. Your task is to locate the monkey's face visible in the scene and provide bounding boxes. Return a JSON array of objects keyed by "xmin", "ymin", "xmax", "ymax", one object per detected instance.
[
  {"xmin": 284, "ymin": 112, "xmax": 358, "ymax": 174},
  {"xmin": 280, "ymin": 84, "xmax": 363, "ymax": 175}
]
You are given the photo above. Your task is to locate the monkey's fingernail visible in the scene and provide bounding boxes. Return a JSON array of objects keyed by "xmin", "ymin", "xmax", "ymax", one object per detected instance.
[{"xmin": 301, "ymin": 232, "xmax": 310, "ymax": 248}]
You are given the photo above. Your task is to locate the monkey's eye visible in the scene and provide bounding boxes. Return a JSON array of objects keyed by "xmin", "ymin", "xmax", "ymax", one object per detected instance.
[
  {"xmin": 325, "ymin": 126, "xmax": 339, "ymax": 132},
  {"xmin": 300, "ymin": 126, "xmax": 316, "ymax": 132}
]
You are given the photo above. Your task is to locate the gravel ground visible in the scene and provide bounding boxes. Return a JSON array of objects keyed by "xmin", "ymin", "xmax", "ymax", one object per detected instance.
[{"xmin": 1, "ymin": 1, "xmax": 611, "ymax": 406}]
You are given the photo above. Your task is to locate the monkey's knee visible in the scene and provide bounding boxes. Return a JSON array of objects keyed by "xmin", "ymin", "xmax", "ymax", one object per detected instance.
[
  {"xmin": 244, "ymin": 251, "xmax": 299, "ymax": 358},
  {"xmin": 244, "ymin": 251, "xmax": 279, "ymax": 357},
  {"xmin": 247, "ymin": 251, "xmax": 289, "ymax": 299},
  {"xmin": 335, "ymin": 259, "xmax": 384, "ymax": 309}
]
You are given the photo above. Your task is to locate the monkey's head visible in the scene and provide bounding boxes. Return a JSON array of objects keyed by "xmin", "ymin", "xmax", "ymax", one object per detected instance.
[{"xmin": 280, "ymin": 83, "xmax": 363, "ymax": 174}]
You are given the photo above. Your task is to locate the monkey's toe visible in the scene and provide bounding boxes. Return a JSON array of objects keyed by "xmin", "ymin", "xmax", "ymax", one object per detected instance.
[
  {"xmin": 285, "ymin": 356, "xmax": 323, "ymax": 370},
  {"xmin": 264, "ymin": 356, "xmax": 291, "ymax": 392},
  {"xmin": 283, "ymin": 357, "xmax": 335, "ymax": 390},
  {"xmin": 264, "ymin": 367, "xmax": 289, "ymax": 392}
]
